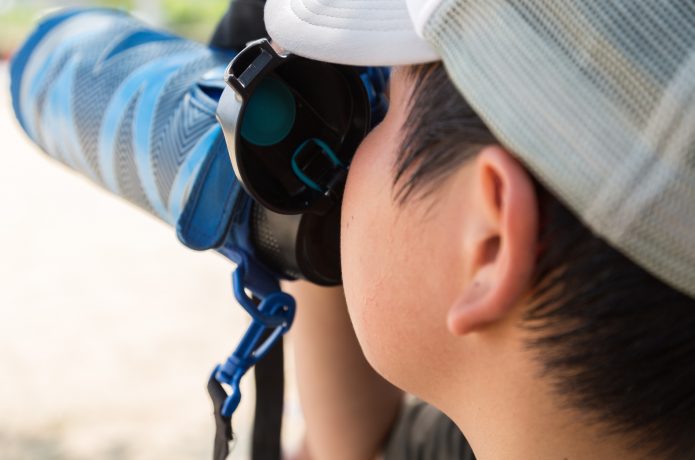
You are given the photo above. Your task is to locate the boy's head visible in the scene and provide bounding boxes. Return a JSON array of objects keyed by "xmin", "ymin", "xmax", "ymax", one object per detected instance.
[{"xmin": 266, "ymin": 0, "xmax": 695, "ymax": 457}]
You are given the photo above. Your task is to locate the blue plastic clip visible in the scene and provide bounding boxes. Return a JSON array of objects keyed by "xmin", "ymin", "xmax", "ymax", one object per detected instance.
[{"xmin": 213, "ymin": 254, "xmax": 296, "ymax": 417}]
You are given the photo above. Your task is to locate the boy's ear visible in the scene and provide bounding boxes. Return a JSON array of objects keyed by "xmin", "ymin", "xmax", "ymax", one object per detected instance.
[{"xmin": 447, "ymin": 145, "xmax": 539, "ymax": 335}]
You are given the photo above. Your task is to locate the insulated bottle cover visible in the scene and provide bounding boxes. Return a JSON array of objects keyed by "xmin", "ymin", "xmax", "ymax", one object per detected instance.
[{"xmin": 10, "ymin": 8, "xmax": 246, "ymax": 258}]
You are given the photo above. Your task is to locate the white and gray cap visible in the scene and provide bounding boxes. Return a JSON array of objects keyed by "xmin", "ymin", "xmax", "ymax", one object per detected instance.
[{"xmin": 266, "ymin": 0, "xmax": 695, "ymax": 300}]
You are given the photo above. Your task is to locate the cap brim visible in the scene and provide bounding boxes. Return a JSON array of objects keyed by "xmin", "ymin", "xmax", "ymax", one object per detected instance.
[{"xmin": 265, "ymin": 0, "xmax": 440, "ymax": 66}]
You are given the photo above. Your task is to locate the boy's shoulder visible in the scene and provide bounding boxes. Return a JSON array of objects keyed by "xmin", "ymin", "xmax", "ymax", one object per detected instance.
[{"xmin": 385, "ymin": 400, "xmax": 475, "ymax": 460}]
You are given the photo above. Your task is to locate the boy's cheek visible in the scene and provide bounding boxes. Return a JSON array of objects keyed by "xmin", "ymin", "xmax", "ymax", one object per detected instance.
[
  {"xmin": 341, "ymin": 168, "xmax": 466, "ymax": 397},
  {"xmin": 340, "ymin": 73, "xmax": 441, "ymax": 389},
  {"xmin": 341, "ymin": 179, "xmax": 439, "ymax": 391},
  {"xmin": 341, "ymin": 127, "xmax": 402, "ymax": 367}
]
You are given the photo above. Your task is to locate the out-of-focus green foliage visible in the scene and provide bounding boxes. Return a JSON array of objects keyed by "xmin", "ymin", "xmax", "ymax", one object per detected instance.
[
  {"xmin": 162, "ymin": 0, "xmax": 228, "ymax": 41},
  {"xmin": 0, "ymin": 6, "xmax": 37, "ymax": 58},
  {"xmin": 0, "ymin": 0, "xmax": 230, "ymax": 57},
  {"xmin": 95, "ymin": 0, "xmax": 134, "ymax": 9}
]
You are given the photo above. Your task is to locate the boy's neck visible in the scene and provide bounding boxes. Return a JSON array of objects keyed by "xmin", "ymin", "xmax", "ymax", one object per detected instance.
[
  {"xmin": 454, "ymin": 401, "xmax": 638, "ymax": 460},
  {"xmin": 443, "ymin": 334, "xmax": 643, "ymax": 460}
]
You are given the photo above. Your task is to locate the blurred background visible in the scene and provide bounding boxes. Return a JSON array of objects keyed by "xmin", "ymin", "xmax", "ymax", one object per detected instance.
[
  {"xmin": 0, "ymin": 0, "xmax": 231, "ymax": 57},
  {"xmin": 0, "ymin": 1, "xmax": 303, "ymax": 459}
]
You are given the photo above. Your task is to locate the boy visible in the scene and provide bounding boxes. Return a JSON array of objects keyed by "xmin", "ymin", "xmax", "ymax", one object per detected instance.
[{"xmin": 264, "ymin": 1, "xmax": 695, "ymax": 459}]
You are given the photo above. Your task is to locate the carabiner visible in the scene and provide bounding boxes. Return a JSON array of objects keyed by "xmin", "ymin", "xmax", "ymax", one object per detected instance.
[{"xmin": 214, "ymin": 256, "xmax": 296, "ymax": 417}]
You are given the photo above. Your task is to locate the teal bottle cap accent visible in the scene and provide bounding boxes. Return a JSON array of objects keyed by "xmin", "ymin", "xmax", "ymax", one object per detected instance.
[{"xmin": 240, "ymin": 78, "xmax": 296, "ymax": 147}]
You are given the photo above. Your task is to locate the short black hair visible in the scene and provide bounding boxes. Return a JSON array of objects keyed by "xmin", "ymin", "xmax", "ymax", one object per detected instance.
[{"xmin": 398, "ymin": 62, "xmax": 695, "ymax": 460}]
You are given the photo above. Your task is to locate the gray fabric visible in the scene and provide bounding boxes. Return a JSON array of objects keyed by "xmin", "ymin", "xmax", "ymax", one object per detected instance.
[
  {"xmin": 423, "ymin": 0, "xmax": 695, "ymax": 299},
  {"xmin": 384, "ymin": 401, "xmax": 475, "ymax": 460}
]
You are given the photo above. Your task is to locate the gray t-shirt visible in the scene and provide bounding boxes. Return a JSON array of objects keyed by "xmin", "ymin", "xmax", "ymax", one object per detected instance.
[{"xmin": 385, "ymin": 401, "xmax": 476, "ymax": 460}]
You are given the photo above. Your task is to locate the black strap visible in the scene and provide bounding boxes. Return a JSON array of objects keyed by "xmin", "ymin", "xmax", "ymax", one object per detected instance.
[
  {"xmin": 208, "ymin": 328, "xmax": 285, "ymax": 460},
  {"xmin": 253, "ymin": 334, "xmax": 285, "ymax": 460},
  {"xmin": 208, "ymin": 371, "xmax": 234, "ymax": 460},
  {"xmin": 209, "ymin": 3, "xmax": 283, "ymax": 459}
]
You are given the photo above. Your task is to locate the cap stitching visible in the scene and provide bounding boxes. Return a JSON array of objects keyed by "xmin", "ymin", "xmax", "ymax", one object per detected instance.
[
  {"xmin": 313, "ymin": 0, "xmax": 402, "ymax": 10},
  {"xmin": 296, "ymin": 0, "xmax": 410, "ymax": 19},
  {"xmin": 290, "ymin": 0, "xmax": 413, "ymax": 31}
]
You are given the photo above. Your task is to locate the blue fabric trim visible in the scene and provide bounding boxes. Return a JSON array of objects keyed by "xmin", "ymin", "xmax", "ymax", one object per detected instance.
[{"xmin": 175, "ymin": 131, "xmax": 242, "ymax": 250}]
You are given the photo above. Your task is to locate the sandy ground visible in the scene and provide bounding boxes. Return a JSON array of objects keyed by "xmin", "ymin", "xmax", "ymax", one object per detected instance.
[{"xmin": 0, "ymin": 62, "xmax": 303, "ymax": 459}]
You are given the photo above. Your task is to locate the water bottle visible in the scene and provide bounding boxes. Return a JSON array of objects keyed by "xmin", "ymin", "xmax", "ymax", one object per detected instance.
[{"xmin": 9, "ymin": 8, "xmax": 261, "ymax": 275}]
